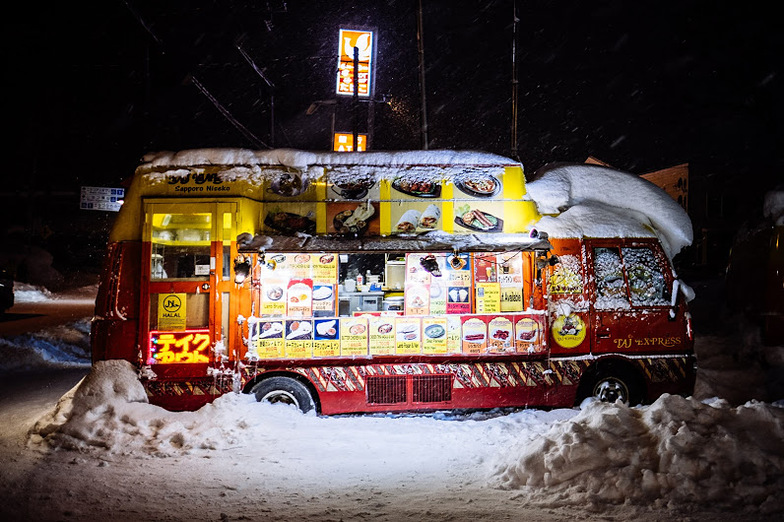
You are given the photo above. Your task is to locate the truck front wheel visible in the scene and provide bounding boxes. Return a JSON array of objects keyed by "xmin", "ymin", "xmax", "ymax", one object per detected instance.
[
  {"xmin": 251, "ymin": 376, "xmax": 316, "ymax": 413},
  {"xmin": 592, "ymin": 375, "xmax": 631, "ymax": 403},
  {"xmin": 581, "ymin": 368, "xmax": 643, "ymax": 406}
]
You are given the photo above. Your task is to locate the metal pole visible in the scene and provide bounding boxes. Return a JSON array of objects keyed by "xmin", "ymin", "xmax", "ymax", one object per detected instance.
[
  {"xmin": 417, "ymin": 0, "xmax": 429, "ymax": 150},
  {"xmin": 510, "ymin": 0, "xmax": 519, "ymax": 160},
  {"xmin": 353, "ymin": 46, "xmax": 360, "ymax": 151}
]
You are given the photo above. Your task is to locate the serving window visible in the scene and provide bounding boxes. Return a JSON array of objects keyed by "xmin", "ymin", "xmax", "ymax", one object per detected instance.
[{"xmin": 150, "ymin": 212, "xmax": 212, "ymax": 280}]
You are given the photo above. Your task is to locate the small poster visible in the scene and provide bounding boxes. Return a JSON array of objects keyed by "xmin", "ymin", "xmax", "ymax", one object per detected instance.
[
  {"xmin": 158, "ymin": 293, "xmax": 187, "ymax": 331},
  {"xmin": 461, "ymin": 316, "xmax": 487, "ymax": 354},
  {"xmin": 395, "ymin": 317, "xmax": 422, "ymax": 354},
  {"xmin": 500, "ymin": 286, "xmax": 524, "ymax": 312},
  {"xmin": 261, "ymin": 280, "xmax": 287, "ymax": 316},
  {"xmin": 284, "ymin": 319, "xmax": 313, "ymax": 358},
  {"xmin": 341, "ymin": 317, "xmax": 368, "ymax": 356},
  {"xmin": 312, "ymin": 253, "xmax": 339, "ymax": 282},
  {"xmin": 312, "ymin": 284, "xmax": 336, "ymax": 317},
  {"xmin": 405, "ymin": 253, "xmax": 434, "ymax": 284},
  {"xmin": 368, "ymin": 316, "xmax": 396, "ymax": 355},
  {"xmin": 475, "ymin": 282, "xmax": 501, "ymax": 313},
  {"xmin": 515, "ymin": 316, "xmax": 544, "ymax": 354},
  {"xmin": 445, "ymin": 252, "xmax": 471, "ymax": 285},
  {"xmin": 446, "ymin": 315, "xmax": 462, "ymax": 353},
  {"xmin": 287, "ymin": 279, "xmax": 313, "ymax": 317},
  {"xmin": 287, "ymin": 253, "xmax": 314, "ymax": 279},
  {"xmin": 473, "ymin": 254, "xmax": 497, "ymax": 283},
  {"xmin": 498, "ymin": 252, "xmax": 524, "ymax": 312},
  {"xmin": 256, "ymin": 319, "xmax": 284, "ymax": 359},
  {"xmin": 313, "ymin": 319, "xmax": 340, "ymax": 357},
  {"xmin": 422, "ymin": 317, "xmax": 448, "ymax": 354},
  {"xmin": 446, "ymin": 286, "xmax": 471, "ymax": 314},
  {"xmin": 428, "ymin": 280, "xmax": 447, "ymax": 315},
  {"xmin": 487, "ymin": 316, "xmax": 514, "ymax": 353},
  {"xmin": 405, "ymin": 282, "xmax": 430, "ymax": 315}
]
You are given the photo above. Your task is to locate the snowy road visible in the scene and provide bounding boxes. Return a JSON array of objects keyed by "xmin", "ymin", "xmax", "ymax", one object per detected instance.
[
  {"xmin": 0, "ymin": 286, "xmax": 95, "ymax": 337},
  {"xmin": 0, "ymin": 286, "xmax": 781, "ymax": 521}
]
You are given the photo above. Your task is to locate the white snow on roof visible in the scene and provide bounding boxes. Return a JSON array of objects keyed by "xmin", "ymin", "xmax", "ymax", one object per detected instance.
[
  {"xmin": 139, "ymin": 148, "xmax": 524, "ymax": 189},
  {"xmin": 141, "ymin": 148, "xmax": 519, "ymax": 170},
  {"xmin": 527, "ymin": 163, "xmax": 694, "ymax": 258}
]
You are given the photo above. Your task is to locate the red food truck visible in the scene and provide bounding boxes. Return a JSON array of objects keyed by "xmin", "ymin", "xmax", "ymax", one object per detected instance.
[{"xmin": 91, "ymin": 149, "xmax": 695, "ymax": 413}]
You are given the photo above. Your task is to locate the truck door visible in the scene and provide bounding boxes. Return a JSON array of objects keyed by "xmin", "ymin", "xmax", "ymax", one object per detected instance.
[
  {"xmin": 587, "ymin": 240, "xmax": 688, "ymax": 354},
  {"xmin": 142, "ymin": 201, "xmax": 237, "ymax": 370}
]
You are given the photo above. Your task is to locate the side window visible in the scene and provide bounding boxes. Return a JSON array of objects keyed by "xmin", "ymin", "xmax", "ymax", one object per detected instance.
[
  {"xmin": 621, "ymin": 247, "xmax": 669, "ymax": 306},
  {"xmin": 151, "ymin": 213, "xmax": 212, "ymax": 280},
  {"xmin": 593, "ymin": 247, "xmax": 630, "ymax": 309}
]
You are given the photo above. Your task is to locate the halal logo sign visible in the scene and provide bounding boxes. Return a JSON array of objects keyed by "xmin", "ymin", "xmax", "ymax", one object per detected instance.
[{"xmin": 162, "ymin": 294, "xmax": 182, "ymax": 314}]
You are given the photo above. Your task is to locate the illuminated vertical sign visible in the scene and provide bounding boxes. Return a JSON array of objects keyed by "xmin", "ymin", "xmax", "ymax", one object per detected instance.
[
  {"xmin": 336, "ymin": 28, "xmax": 374, "ymax": 97},
  {"xmin": 333, "ymin": 132, "xmax": 367, "ymax": 152}
]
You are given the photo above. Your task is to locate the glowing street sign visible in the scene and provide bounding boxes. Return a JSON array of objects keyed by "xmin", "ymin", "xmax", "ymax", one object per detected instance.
[
  {"xmin": 333, "ymin": 132, "xmax": 367, "ymax": 152},
  {"xmin": 336, "ymin": 29, "xmax": 374, "ymax": 97}
]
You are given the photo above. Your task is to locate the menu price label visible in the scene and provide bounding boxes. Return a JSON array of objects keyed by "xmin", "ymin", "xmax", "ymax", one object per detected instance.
[
  {"xmin": 395, "ymin": 317, "xmax": 422, "ymax": 354},
  {"xmin": 340, "ymin": 317, "xmax": 368, "ymax": 356},
  {"xmin": 368, "ymin": 316, "xmax": 396, "ymax": 355}
]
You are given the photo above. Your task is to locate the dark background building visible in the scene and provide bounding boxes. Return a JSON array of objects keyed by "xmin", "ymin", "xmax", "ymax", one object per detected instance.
[{"xmin": 3, "ymin": 1, "xmax": 782, "ymax": 287}]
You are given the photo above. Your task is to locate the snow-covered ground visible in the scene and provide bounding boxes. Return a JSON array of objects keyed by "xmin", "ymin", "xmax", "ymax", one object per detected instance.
[{"xmin": 1, "ymin": 285, "xmax": 782, "ymax": 521}]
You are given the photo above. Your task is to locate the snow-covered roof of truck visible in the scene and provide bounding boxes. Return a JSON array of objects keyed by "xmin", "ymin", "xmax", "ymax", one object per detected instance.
[
  {"xmin": 526, "ymin": 163, "xmax": 694, "ymax": 258},
  {"xmin": 138, "ymin": 148, "xmax": 522, "ymax": 186}
]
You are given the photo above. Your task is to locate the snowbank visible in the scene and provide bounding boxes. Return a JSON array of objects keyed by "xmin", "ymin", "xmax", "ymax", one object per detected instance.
[
  {"xmin": 527, "ymin": 163, "xmax": 693, "ymax": 258},
  {"xmin": 492, "ymin": 395, "xmax": 784, "ymax": 513},
  {"xmin": 12, "ymin": 282, "xmax": 54, "ymax": 303},
  {"xmin": 29, "ymin": 360, "xmax": 784, "ymax": 516},
  {"xmin": 0, "ymin": 319, "xmax": 91, "ymax": 372},
  {"xmin": 30, "ymin": 360, "xmax": 266, "ymax": 455}
]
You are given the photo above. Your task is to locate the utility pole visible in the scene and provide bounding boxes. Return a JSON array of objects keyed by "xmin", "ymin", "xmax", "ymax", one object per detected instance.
[
  {"xmin": 417, "ymin": 0, "xmax": 429, "ymax": 150},
  {"xmin": 510, "ymin": 0, "xmax": 520, "ymax": 160},
  {"xmin": 353, "ymin": 46, "xmax": 360, "ymax": 150}
]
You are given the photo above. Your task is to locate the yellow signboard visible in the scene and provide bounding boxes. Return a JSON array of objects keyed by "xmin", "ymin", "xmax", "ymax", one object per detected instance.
[{"xmin": 158, "ymin": 293, "xmax": 187, "ymax": 331}]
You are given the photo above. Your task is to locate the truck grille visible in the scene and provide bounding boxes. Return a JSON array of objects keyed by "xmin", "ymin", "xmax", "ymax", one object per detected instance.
[
  {"xmin": 366, "ymin": 376, "xmax": 407, "ymax": 404},
  {"xmin": 412, "ymin": 374, "xmax": 452, "ymax": 403}
]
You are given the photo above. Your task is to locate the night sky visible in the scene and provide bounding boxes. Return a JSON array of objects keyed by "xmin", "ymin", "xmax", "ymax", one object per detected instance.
[{"xmin": 4, "ymin": 1, "xmax": 782, "ymax": 269}]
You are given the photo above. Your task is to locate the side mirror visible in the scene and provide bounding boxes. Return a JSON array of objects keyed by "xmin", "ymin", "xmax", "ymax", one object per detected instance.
[{"xmin": 669, "ymin": 279, "xmax": 682, "ymax": 320}]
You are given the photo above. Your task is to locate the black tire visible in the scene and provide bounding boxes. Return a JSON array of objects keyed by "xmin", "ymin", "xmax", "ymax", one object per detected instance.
[
  {"xmin": 590, "ymin": 370, "xmax": 643, "ymax": 405},
  {"xmin": 251, "ymin": 376, "xmax": 316, "ymax": 413}
]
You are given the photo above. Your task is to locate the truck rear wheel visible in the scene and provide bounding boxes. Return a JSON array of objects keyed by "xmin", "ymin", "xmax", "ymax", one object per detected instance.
[{"xmin": 251, "ymin": 376, "xmax": 316, "ymax": 413}]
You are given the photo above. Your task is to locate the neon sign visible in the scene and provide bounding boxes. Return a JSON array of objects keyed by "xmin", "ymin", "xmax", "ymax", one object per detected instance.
[
  {"xmin": 336, "ymin": 29, "xmax": 374, "ymax": 97},
  {"xmin": 149, "ymin": 330, "xmax": 211, "ymax": 364}
]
